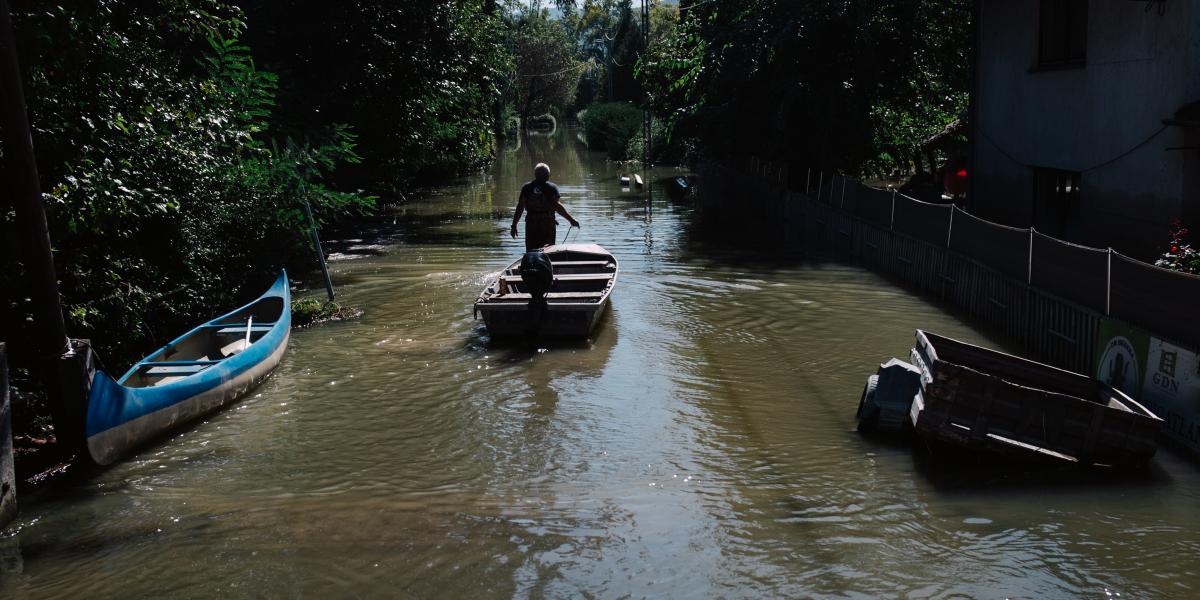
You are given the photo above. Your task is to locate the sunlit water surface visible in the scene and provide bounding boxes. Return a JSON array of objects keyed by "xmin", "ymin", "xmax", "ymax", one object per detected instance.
[{"xmin": 3, "ymin": 126, "xmax": 1199, "ymax": 599}]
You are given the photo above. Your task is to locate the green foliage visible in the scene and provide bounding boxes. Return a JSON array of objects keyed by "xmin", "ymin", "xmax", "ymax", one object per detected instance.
[
  {"xmin": 290, "ymin": 298, "xmax": 363, "ymax": 328},
  {"xmin": 2, "ymin": 1, "xmax": 371, "ymax": 369},
  {"xmin": 583, "ymin": 102, "xmax": 643, "ymax": 160},
  {"xmin": 624, "ymin": 116, "xmax": 690, "ymax": 165},
  {"xmin": 509, "ymin": 14, "xmax": 583, "ymax": 127},
  {"xmin": 636, "ymin": 0, "xmax": 972, "ymax": 175},
  {"xmin": 240, "ymin": 2, "xmax": 513, "ymax": 190},
  {"xmin": 561, "ymin": 0, "xmax": 645, "ymax": 105}
]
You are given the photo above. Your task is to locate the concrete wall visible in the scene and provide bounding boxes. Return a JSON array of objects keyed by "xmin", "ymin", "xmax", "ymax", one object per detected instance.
[{"xmin": 972, "ymin": 0, "xmax": 1200, "ymax": 259}]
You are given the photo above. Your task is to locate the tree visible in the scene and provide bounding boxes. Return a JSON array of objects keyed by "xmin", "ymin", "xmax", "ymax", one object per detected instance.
[
  {"xmin": 2, "ymin": 0, "xmax": 370, "ymax": 369},
  {"xmin": 512, "ymin": 16, "xmax": 581, "ymax": 129},
  {"xmin": 240, "ymin": 1, "xmax": 513, "ymax": 189},
  {"xmin": 637, "ymin": 0, "xmax": 972, "ymax": 176}
]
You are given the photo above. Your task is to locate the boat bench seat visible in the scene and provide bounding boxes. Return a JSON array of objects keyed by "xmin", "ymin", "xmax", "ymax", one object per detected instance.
[
  {"xmin": 551, "ymin": 261, "xmax": 613, "ymax": 268},
  {"xmin": 214, "ymin": 325, "xmax": 275, "ymax": 335},
  {"xmin": 500, "ymin": 273, "xmax": 613, "ymax": 283},
  {"xmin": 491, "ymin": 291, "xmax": 604, "ymax": 301}
]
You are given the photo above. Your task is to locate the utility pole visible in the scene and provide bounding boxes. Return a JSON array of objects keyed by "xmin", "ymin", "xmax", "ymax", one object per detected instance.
[
  {"xmin": 1, "ymin": 0, "xmax": 87, "ymax": 451},
  {"xmin": 641, "ymin": 0, "xmax": 652, "ymax": 205}
]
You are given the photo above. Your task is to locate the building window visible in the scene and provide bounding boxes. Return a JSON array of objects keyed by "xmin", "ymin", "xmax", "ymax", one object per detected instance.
[
  {"xmin": 1033, "ymin": 168, "xmax": 1082, "ymax": 237},
  {"xmin": 1038, "ymin": 0, "xmax": 1088, "ymax": 67}
]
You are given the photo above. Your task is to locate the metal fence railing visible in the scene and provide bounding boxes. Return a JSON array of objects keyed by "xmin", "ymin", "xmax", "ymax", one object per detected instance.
[{"xmin": 696, "ymin": 160, "xmax": 1200, "ymax": 370}]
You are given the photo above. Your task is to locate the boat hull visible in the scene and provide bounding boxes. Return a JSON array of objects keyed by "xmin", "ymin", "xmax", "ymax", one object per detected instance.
[
  {"xmin": 475, "ymin": 244, "xmax": 617, "ymax": 340},
  {"xmin": 479, "ymin": 298, "xmax": 610, "ymax": 338},
  {"xmin": 907, "ymin": 330, "xmax": 1162, "ymax": 468},
  {"xmin": 85, "ymin": 272, "xmax": 291, "ymax": 465}
]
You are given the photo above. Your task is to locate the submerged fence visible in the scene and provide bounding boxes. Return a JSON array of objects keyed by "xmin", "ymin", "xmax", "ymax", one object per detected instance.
[
  {"xmin": 698, "ymin": 159, "xmax": 1200, "ymax": 375},
  {"xmin": 1, "ymin": 343, "xmax": 15, "ymax": 531}
]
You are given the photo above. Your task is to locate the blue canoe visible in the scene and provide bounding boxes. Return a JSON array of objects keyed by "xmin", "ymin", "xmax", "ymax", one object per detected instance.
[{"xmin": 85, "ymin": 271, "xmax": 291, "ymax": 465}]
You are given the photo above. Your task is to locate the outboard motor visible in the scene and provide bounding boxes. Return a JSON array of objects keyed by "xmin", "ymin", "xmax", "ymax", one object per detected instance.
[{"xmin": 518, "ymin": 249, "xmax": 554, "ymax": 333}]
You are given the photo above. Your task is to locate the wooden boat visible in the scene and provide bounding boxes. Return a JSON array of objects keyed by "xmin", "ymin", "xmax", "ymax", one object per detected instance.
[
  {"xmin": 906, "ymin": 330, "xmax": 1162, "ymax": 467},
  {"xmin": 85, "ymin": 271, "xmax": 291, "ymax": 465},
  {"xmin": 474, "ymin": 244, "xmax": 617, "ymax": 338}
]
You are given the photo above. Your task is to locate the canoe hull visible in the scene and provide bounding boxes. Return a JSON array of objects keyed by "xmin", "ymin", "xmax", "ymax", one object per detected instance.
[
  {"xmin": 85, "ymin": 272, "xmax": 291, "ymax": 465},
  {"xmin": 86, "ymin": 331, "xmax": 288, "ymax": 465}
]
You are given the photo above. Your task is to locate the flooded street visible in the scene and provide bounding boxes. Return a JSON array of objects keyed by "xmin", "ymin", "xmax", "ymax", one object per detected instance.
[{"xmin": 4, "ymin": 125, "xmax": 1199, "ymax": 598}]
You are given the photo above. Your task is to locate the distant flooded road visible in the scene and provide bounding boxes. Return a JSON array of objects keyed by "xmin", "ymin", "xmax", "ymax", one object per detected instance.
[{"xmin": 4, "ymin": 125, "xmax": 1199, "ymax": 598}]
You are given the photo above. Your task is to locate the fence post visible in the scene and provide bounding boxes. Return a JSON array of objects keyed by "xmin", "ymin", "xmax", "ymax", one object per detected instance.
[
  {"xmin": 1027, "ymin": 228, "xmax": 1034, "ymax": 285},
  {"xmin": 889, "ymin": 189, "xmax": 897, "ymax": 230},
  {"xmin": 1, "ymin": 343, "xmax": 15, "ymax": 531},
  {"xmin": 805, "ymin": 168, "xmax": 811, "ymax": 195},
  {"xmin": 1106, "ymin": 248, "xmax": 1113, "ymax": 316},
  {"xmin": 817, "ymin": 172, "xmax": 824, "ymax": 202},
  {"xmin": 840, "ymin": 176, "xmax": 846, "ymax": 209},
  {"xmin": 946, "ymin": 206, "xmax": 954, "ymax": 248}
]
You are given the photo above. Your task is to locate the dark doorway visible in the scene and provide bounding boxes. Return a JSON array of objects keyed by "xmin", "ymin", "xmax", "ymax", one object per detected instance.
[{"xmin": 1033, "ymin": 167, "xmax": 1082, "ymax": 238}]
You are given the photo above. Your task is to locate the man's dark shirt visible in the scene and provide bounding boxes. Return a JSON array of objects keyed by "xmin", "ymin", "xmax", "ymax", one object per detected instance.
[{"xmin": 521, "ymin": 180, "xmax": 561, "ymax": 215}]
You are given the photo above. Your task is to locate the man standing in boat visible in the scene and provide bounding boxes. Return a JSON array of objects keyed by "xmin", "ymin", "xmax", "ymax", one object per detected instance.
[{"xmin": 510, "ymin": 162, "xmax": 580, "ymax": 251}]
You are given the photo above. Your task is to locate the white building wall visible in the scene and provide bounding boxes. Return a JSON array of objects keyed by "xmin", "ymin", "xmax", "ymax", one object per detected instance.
[{"xmin": 973, "ymin": 0, "xmax": 1199, "ymax": 259}]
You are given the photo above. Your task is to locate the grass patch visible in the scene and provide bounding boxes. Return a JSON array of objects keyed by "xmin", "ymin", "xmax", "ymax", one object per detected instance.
[{"xmin": 291, "ymin": 298, "xmax": 364, "ymax": 328}]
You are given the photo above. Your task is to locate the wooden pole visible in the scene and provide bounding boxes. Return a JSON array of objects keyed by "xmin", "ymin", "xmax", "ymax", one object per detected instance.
[
  {"xmin": 301, "ymin": 192, "xmax": 335, "ymax": 303},
  {"xmin": 0, "ymin": 0, "xmax": 67, "ymax": 358},
  {"xmin": 1, "ymin": 0, "xmax": 85, "ymax": 448},
  {"xmin": 0, "ymin": 343, "xmax": 15, "ymax": 531}
]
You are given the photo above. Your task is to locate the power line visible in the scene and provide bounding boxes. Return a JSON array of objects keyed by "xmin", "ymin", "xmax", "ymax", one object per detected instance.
[{"xmin": 980, "ymin": 125, "xmax": 1168, "ymax": 173}]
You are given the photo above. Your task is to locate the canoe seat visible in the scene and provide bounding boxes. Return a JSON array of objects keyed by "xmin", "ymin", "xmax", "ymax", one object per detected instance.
[
  {"xmin": 220, "ymin": 338, "xmax": 250, "ymax": 357},
  {"xmin": 145, "ymin": 364, "xmax": 212, "ymax": 376},
  {"xmin": 215, "ymin": 325, "xmax": 274, "ymax": 335}
]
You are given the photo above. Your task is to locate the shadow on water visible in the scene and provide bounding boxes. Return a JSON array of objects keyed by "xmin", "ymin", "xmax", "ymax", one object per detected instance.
[
  {"xmin": 853, "ymin": 427, "xmax": 1172, "ymax": 491},
  {"xmin": 674, "ymin": 207, "xmax": 839, "ymax": 272},
  {"xmin": 468, "ymin": 308, "xmax": 619, "ymax": 417},
  {"xmin": 912, "ymin": 444, "xmax": 1173, "ymax": 492}
]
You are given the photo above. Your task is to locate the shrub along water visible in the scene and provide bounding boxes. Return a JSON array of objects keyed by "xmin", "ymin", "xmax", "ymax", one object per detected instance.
[
  {"xmin": 583, "ymin": 102, "xmax": 643, "ymax": 160},
  {"xmin": 2, "ymin": 3, "xmax": 371, "ymax": 375},
  {"xmin": 0, "ymin": 0, "xmax": 513, "ymax": 390}
]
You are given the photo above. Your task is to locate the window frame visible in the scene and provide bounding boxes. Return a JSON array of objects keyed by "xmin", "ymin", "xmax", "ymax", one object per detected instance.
[{"xmin": 1036, "ymin": 0, "xmax": 1089, "ymax": 69}]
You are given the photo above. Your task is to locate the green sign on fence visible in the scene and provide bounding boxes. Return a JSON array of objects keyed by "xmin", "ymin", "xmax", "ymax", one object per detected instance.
[{"xmin": 1096, "ymin": 319, "xmax": 1200, "ymax": 456}]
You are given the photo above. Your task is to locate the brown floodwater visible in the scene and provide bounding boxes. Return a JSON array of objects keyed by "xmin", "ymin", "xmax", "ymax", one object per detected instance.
[{"xmin": 3, "ymin": 124, "xmax": 1199, "ymax": 598}]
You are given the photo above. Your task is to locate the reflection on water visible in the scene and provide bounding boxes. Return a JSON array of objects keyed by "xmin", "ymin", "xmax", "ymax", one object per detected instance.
[{"xmin": 4, "ymin": 125, "xmax": 1199, "ymax": 598}]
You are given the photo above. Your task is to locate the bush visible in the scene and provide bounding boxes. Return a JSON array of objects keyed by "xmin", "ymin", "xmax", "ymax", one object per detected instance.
[
  {"xmin": 624, "ymin": 117, "xmax": 692, "ymax": 166},
  {"xmin": 583, "ymin": 102, "xmax": 643, "ymax": 160},
  {"xmin": 1, "ymin": 2, "xmax": 372, "ymax": 370}
]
